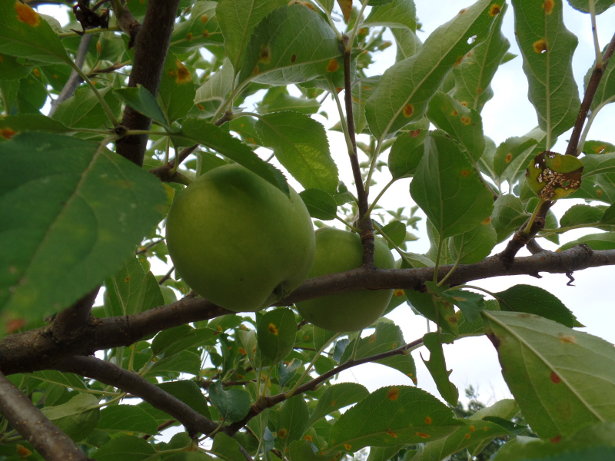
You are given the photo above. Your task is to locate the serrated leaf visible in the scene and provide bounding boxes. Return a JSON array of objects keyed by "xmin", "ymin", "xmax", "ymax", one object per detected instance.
[
  {"xmin": 494, "ymin": 284, "xmax": 579, "ymax": 328},
  {"xmin": 276, "ymin": 395, "xmax": 310, "ymax": 450},
  {"xmin": 363, "ymin": 0, "xmax": 417, "ymax": 30},
  {"xmin": 238, "ymin": 5, "xmax": 341, "ymax": 86},
  {"xmin": 0, "ymin": 2, "xmax": 69, "ymax": 64},
  {"xmin": 309, "ymin": 382, "xmax": 369, "ymax": 425},
  {"xmin": 410, "ymin": 132, "xmax": 494, "ymax": 238},
  {"xmin": 104, "ymin": 257, "xmax": 164, "ymax": 316},
  {"xmin": 194, "ymin": 58, "xmax": 234, "ymax": 116},
  {"xmin": 365, "ymin": 0, "xmax": 505, "ymax": 139},
  {"xmin": 179, "ymin": 118, "xmax": 289, "ymax": 194},
  {"xmin": 493, "ymin": 133, "xmax": 541, "ymax": 184},
  {"xmin": 582, "ymin": 152, "xmax": 615, "ymax": 177},
  {"xmin": 511, "ymin": 0, "xmax": 580, "ymax": 141},
  {"xmin": 484, "ymin": 311, "xmax": 615, "ymax": 438},
  {"xmin": 51, "ymin": 86, "xmax": 121, "ymax": 132},
  {"xmin": 327, "ymin": 386, "xmax": 461, "ymax": 453},
  {"xmin": 427, "ymin": 92, "xmax": 485, "ymax": 162},
  {"xmin": 340, "ymin": 320, "xmax": 406, "ymax": 363},
  {"xmin": 387, "ymin": 124, "xmax": 427, "ymax": 178},
  {"xmin": 216, "ymin": 0, "xmax": 287, "ymax": 70},
  {"xmin": 406, "ymin": 286, "xmax": 458, "ymax": 335},
  {"xmin": 169, "ymin": 1, "xmax": 222, "ymax": 54},
  {"xmin": 0, "ymin": 133, "xmax": 166, "ymax": 326},
  {"xmin": 255, "ymin": 112, "xmax": 338, "ymax": 192},
  {"xmin": 98, "ymin": 405, "xmax": 158, "ymax": 434},
  {"xmin": 256, "ymin": 307, "xmax": 297, "ymax": 365},
  {"xmin": 115, "ymin": 85, "xmax": 168, "ymax": 126},
  {"xmin": 451, "ymin": 3, "xmax": 509, "ymax": 112},
  {"xmin": 422, "ymin": 333, "xmax": 458, "ymax": 405},
  {"xmin": 209, "ymin": 382, "xmax": 251, "ymax": 423},
  {"xmin": 299, "ymin": 189, "xmax": 337, "ymax": 220}
]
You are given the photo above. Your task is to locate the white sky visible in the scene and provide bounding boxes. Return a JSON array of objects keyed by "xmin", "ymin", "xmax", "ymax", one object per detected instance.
[{"xmin": 37, "ymin": 2, "xmax": 615, "ymax": 407}]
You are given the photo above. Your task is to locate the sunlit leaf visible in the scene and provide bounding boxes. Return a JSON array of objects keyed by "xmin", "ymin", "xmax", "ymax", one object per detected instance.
[{"xmin": 484, "ymin": 311, "xmax": 615, "ymax": 438}]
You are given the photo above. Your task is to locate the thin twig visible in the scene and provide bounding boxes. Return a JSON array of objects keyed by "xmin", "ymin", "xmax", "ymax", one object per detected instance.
[
  {"xmin": 224, "ymin": 337, "xmax": 423, "ymax": 434},
  {"xmin": 0, "ymin": 371, "xmax": 90, "ymax": 461},
  {"xmin": 342, "ymin": 34, "xmax": 375, "ymax": 267},
  {"xmin": 49, "ymin": 34, "xmax": 92, "ymax": 116}
]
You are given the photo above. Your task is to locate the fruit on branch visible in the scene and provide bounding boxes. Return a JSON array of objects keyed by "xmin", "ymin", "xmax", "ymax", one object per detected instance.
[
  {"xmin": 296, "ymin": 228, "xmax": 395, "ymax": 331},
  {"xmin": 166, "ymin": 164, "xmax": 315, "ymax": 312}
]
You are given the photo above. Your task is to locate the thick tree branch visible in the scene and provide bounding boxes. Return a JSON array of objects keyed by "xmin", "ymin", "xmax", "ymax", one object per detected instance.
[
  {"xmin": 115, "ymin": 0, "xmax": 180, "ymax": 166},
  {"xmin": 0, "ymin": 371, "xmax": 90, "ymax": 461},
  {"xmin": 51, "ymin": 287, "xmax": 99, "ymax": 342},
  {"xmin": 0, "ymin": 246, "xmax": 613, "ymax": 375},
  {"xmin": 52, "ymin": 356, "xmax": 218, "ymax": 438}
]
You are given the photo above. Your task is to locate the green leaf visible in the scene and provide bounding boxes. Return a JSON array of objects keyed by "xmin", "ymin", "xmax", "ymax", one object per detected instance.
[
  {"xmin": 511, "ymin": 0, "xmax": 580, "ymax": 141},
  {"xmin": 559, "ymin": 204, "xmax": 605, "ymax": 228},
  {"xmin": 376, "ymin": 353, "xmax": 417, "ymax": 384},
  {"xmin": 209, "ymin": 382, "xmax": 251, "ymax": 423},
  {"xmin": 422, "ymin": 333, "xmax": 458, "ymax": 405},
  {"xmin": 558, "ymin": 231, "xmax": 615, "ymax": 251},
  {"xmin": 491, "ymin": 194, "xmax": 528, "ymax": 242},
  {"xmin": 365, "ymin": 0, "xmax": 505, "ymax": 139},
  {"xmin": 51, "ymin": 86, "xmax": 121, "ymax": 132},
  {"xmin": 0, "ymin": 133, "xmax": 166, "ymax": 325},
  {"xmin": 148, "ymin": 349, "xmax": 202, "ymax": 376},
  {"xmin": 238, "ymin": 4, "xmax": 341, "ymax": 86},
  {"xmin": 151, "ymin": 325, "xmax": 217, "ymax": 357},
  {"xmin": 427, "ymin": 92, "xmax": 485, "ymax": 162},
  {"xmin": 0, "ymin": 2, "xmax": 69, "ymax": 64},
  {"xmin": 493, "ymin": 129, "xmax": 543, "ymax": 184},
  {"xmin": 483, "ymin": 311, "xmax": 615, "ymax": 438},
  {"xmin": 255, "ymin": 112, "xmax": 338, "ymax": 193},
  {"xmin": 381, "ymin": 221, "xmax": 407, "ymax": 248},
  {"xmin": 566, "ymin": 0, "xmax": 613, "ymax": 14},
  {"xmin": 588, "ymin": 45, "xmax": 615, "ymax": 112},
  {"xmin": 406, "ymin": 286, "xmax": 458, "ymax": 335},
  {"xmin": 387, "ymin": 124, "xmax": 427, "ymax": 179},
  {"xmin": 158, "ymin": 380, "xmax": 211, "ymax": 419},
  {"xmin": 410, "ymin": 132, "xmax": 494, "ymax": 238},
  {"xmin": 451, "ymin": 3, "xmax": 510, "ymax": 112},
  {"xmin": 169, "ymin": 1, "xmax": 222, "ymax": 54},
  {"xmin": 309, "ymin": 383, "xmax": 369, "ymax": 425},
  {"xmin": 582, "ymin": 152, "xmax": 615, "ymax": 177},
  {"xmin": 115, "ymin": 85, "xmax": 168, "ymax": 127},
  {"xmin": 216, "ymin": 0, "xmax": 287, "ymax": 71},
  {"xmin": 42, "ymin": 393, "xmax": 99, "ymax": 420},
  {"xmin": 0, "ymin": 54, "xmax": 32, "ymax": 80},
  {"xmin": 104, "ymin": 257, "xmax": 164, "ymax": 316},
  {"xmin": 276, "ymin": 395, "xmax": 310, "ymax": 450},
  {"xmin": 327, "ymin": 386, "xmax": 461, "ymax": 453},
  {"xmin": 158, "ymin": 55, "xmax": 196, "ymax": 122},
  {"xmin": 340, "ymin": 320, "xmax": 406, "ymax": 362},
  {"xmin": 258, "ymin": 87, "xmax": 320, "ymax": 115},
  {"xmin": 93, "ymin": 435, "xmax": 156, "ymax": 461},
  {"xmin": 583, "ymin": 140, "xmax": 615, "ymax": 155},
  {"xmin": 194, "ymin": 58, "xmax": 234, "ymax": 116},
  {"xmin": 448, "ymin": 220, "xmax": 497, "ymax": 263},
  {"xmin": 212, "ymin": 432, "xmax": 247, "ymax": 461},
  {"xmin": 299, "ymin": 189, "xmax": 337, "ymax": 220},
  {"xmin": 0, "ymin": 114, "xmax": 70, "ymax": 138},
  {"xmin": 288, "ymin": 440, "xmax": 332, "ymax": 461},
  {"xmin": 256, "ymin": 307, "xmax": 297, "ymax": 365},
  {"xmin": 363, "ymin": 0, "xmax": 417, "ymax": 30},
  {"xmin": 98, "ymin": 405, "xmax": 158, "ymax": 434},
  {"xmin": 494, "ymin": 284, "xmax": 579, "ymax": 328},
  {"xmin": 179, "ymin": 118, "xmax": 289, "ymax": 194}
]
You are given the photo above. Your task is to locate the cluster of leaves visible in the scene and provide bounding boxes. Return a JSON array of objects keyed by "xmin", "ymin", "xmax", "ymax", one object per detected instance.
[{"xmin": 0, "ymin": 0, "xmax": 615, "ymax": 460}]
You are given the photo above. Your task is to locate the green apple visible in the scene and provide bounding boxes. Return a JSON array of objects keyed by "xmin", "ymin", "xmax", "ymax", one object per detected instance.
[
  {"xmin": 166, "ymin": 164, "xmax": 315, "ymax": 312},
  {"xmin": 296, "ymin": 228, "xmax": 394, "ymax": 331}
]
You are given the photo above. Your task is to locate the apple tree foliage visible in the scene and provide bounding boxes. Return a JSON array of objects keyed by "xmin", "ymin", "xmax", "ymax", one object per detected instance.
[{"xmin": 0, "ymin": 0, "xmax": 614, "ymax": 459}]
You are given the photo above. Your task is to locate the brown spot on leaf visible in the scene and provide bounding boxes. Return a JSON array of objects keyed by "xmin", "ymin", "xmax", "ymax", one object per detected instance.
[
  {"xmin": 1, "ymin": 128, "xmax": 17, "ymax": 139},
  {"xmin": 416, "ymin": 432, "xmax": 431, "ymax": 439},
  {"xmin": 326, "ymin": 58, "xmax": 339, "ymax": 72},
  {"xmin": 174, "ymin": 60, "xmax": 192, "ymax": 83},
  {"xmin": 460, "ymin": 169, "xmax": 472, "ymax": 177},
  {"xmin": 6, "ymin": 318, "xmax": 26, "ymax": 334},
  {"xmin": 387, "ymin": 387, "xmax": 400, "ymax": 400},
  {"xmin": 550, "ymin": 371, "xmax": 561, "ymax": 383},
  {"xmin": 533, "ymin": 39, "xmax": 548, "ymax": 54},
  {"xmin": 424, "ymin": 416, "xmax": 432, "ymax": 424},
  {"xmin": 201, "ymin": 14, "xmax": 208, "ymax": 23},
  {"xmin": 460, "ymin": 115, "xmax": 472, "ymax": 125},
  {"xmin": 277, "ymin": 428, "xmax": 288, "ymax": 439},
  {"xmin": 343, "ymin": 443, "xmax": 352, "ymax": 451},
  {"xmin": 15, "ymin": 2, "xmax": 40, "ymax": 26},
  {"xmin": 489, "ymin": 4, "xmax": 501, "ymax": 16},
  {"xmin": 403, "ymin": 103, "xmax": 414, "ymax": 117},
  {"xmin": 290, "ymin": 54, "xmax": 297, "ymax": 63},
  {"xmin": 505, "ymin": 152, "xmax": 513, "ymax": 163},
  {"xmin": 268, "ymin": 323, "xmax": 279, "ymax": 335},
  {"xmin": 543, "ymin": 0, "xmax": 554, "ymax": 14}
]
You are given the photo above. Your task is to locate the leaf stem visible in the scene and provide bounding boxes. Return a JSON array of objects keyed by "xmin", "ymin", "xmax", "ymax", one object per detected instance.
[{"xmin": 71, "ymin": 64, "xmax": 119, "ymax": 126}]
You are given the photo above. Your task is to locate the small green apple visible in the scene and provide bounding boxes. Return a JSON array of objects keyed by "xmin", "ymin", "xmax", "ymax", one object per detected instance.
[
  {"xmin": 166, "ymin": 164, "xmax": 315, "ymax": 312},
  {"xmin": 296, "ymin": 227, "xmax": 394, "ymax": 331}
]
